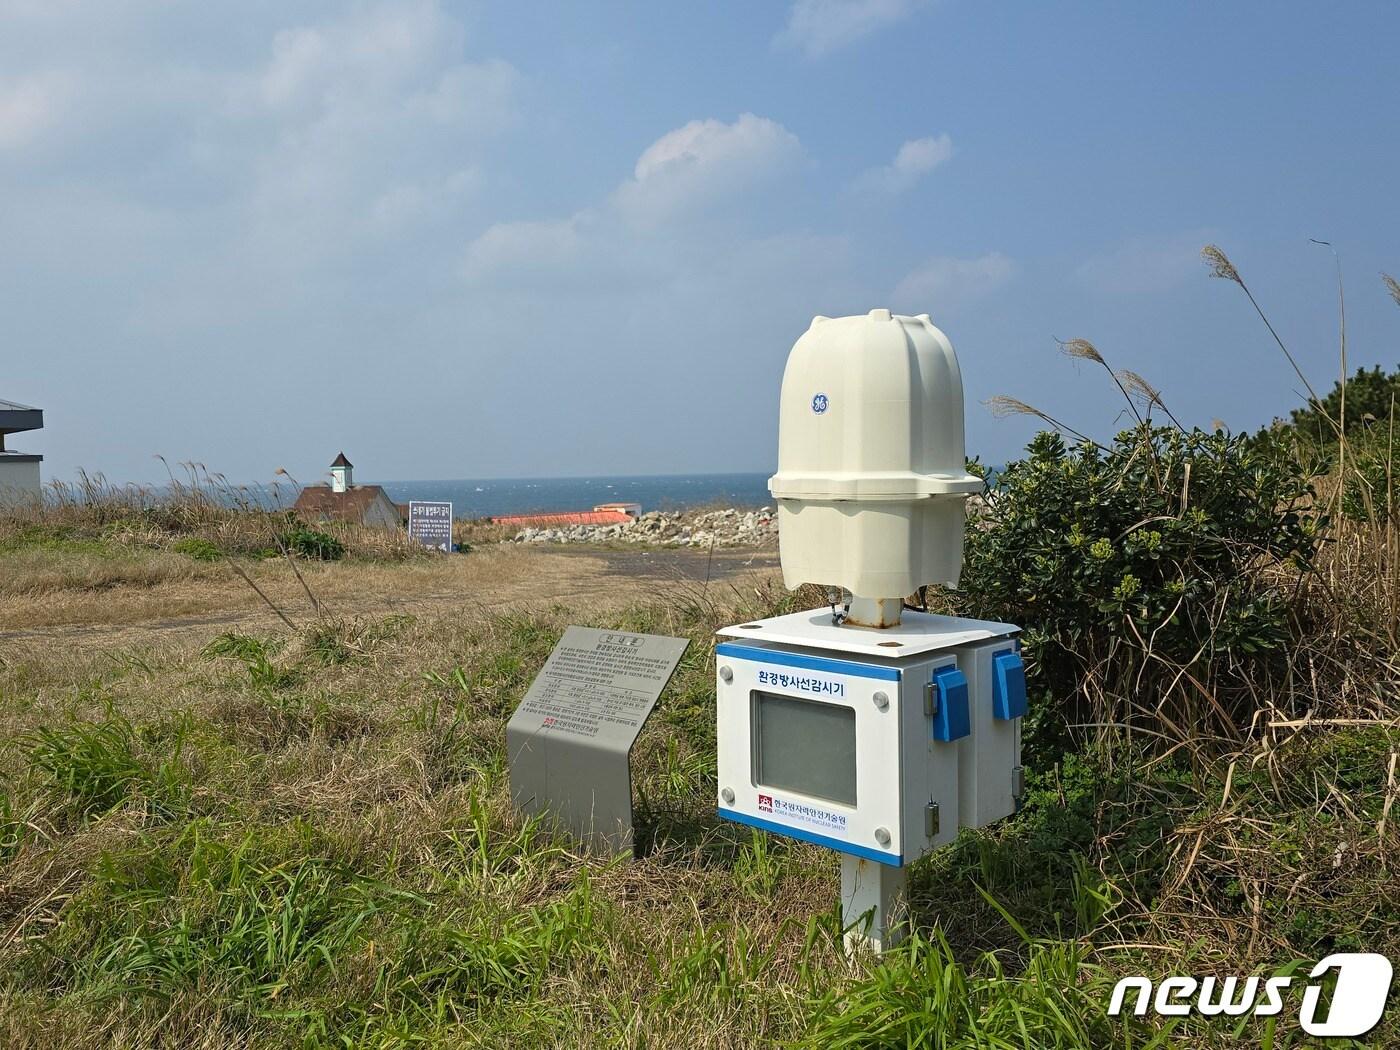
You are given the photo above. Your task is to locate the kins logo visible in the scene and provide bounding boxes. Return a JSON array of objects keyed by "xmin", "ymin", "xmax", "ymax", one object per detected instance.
[{"xmin": 757, "ymin": 794, "xmax": 773, "ymax": 812}]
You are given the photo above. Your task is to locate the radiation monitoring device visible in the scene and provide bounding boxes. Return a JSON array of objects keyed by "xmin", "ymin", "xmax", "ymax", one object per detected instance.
[{"xmin": 715, "ymin": 309, "xmax": 1027, "ymax": 955}]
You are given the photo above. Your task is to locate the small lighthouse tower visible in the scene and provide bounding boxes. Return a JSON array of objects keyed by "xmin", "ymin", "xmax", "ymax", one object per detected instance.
[{"xmin": 330, "ymin": 452, "xmax": 353, "ymax": 493}]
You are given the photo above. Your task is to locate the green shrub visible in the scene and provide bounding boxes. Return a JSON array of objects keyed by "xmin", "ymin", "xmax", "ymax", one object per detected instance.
[
  {"xmin": 170, "ymin": 536, "xmax": 223, "ymax": 561},
  {"xmin": 959, "ymin": 425, "xmax": 1320, "ymax": 763},
  {"xmin": 1287, "ymin": 364, "xmax": 1400, "ymax": 445},
  {"xmin": 1269, "ymin": 363, "xmax": 1399, "ymax": 524},
  {"xmin": 277, "ymin": 522, "xmax": 345, "ymax": 561},
  {"xmin": 1338, "ymin": 432, "xmax": 1398, "ymax": 524}
]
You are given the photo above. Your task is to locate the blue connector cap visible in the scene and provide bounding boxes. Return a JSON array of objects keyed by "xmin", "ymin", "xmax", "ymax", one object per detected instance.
[
  {"xmin": 931, "ymin": 665, "xmax": 970, "ymax": 741},
  {"xmin": 992, "ymin": 650, "xmax": 1027, "ymax": 720}
]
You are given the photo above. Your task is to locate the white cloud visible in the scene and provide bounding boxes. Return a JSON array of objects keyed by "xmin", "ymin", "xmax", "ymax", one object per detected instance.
[
  {"xmin": 455, "ymin": 112, "xmax": 835, "ymax": 315},
  {"xmin": 631, "ymin": 114, "xmax": 794, "ymax": 183},
  {"xmin": 462, "ymin": 113, "xmax": 805, "ymax": 287},
  {"xmin": 891, "ymin": 252, "xmax": 1014, "ymax": 312},
  {"xmin": 252, "ymin": 1, "xmax": 462, "ymax": 113},
  {"xmin": 461, "ymin": 216, "xmax": 588, "ymax": 282},
  {"xmin": 855, "ymin": 134, "xmax": 952, "ymax": 194},
  {"xmin": 243, "ymin": 3, "xmax": 516, "ymax": 132},
  {"xmin": 0, "ymin": 71, "xmax": 75, "ymax": 148},
  {"xmin": 367, "ymin": 166, "xmax": 483, "ymax": 232},
  {"xmin": 777, "ymin": 0, "xmax": 927, "ymax": 59},
  {"xmin": 613, "ymin": 113, "xmax": 803, "ymax": 227},
  {"xmin": 1074, "ymin": 230, "xmax": 1216, "ymax": 295},
  {"xmin": 226, "ymin": 3, "xmax": 517, "ymax": 257},
  {"xmin": 0, "ymin": 2, "xmax": 516, "ymax": 262}
]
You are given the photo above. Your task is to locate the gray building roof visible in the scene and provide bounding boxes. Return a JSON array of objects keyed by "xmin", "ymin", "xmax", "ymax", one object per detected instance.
[{"xmin": 0, "ymin": 399, "xmax": 42, "ymax": 434}]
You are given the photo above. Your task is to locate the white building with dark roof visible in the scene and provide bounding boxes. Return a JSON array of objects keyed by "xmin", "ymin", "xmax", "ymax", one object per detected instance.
[
  {"xmin": 292, "ymin": 452, "xmax": 404, "ymax": 530},
  {"xmin": 0, "ymin": 399, "xmax": 43, "ymax": 509}
]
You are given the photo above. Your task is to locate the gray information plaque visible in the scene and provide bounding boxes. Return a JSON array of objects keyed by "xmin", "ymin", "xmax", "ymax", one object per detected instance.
[{"xmin": 506, "ymin": 626, "xmax": 690, "ymax": 855}]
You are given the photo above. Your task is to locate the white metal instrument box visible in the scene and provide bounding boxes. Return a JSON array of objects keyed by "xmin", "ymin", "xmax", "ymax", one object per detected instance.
[{"xmin": 715, "ymin": 608, "xmax": 1024, "ymax": 867}]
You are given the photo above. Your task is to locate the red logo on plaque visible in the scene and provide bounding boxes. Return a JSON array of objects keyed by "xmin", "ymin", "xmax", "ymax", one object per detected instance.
[{"xmin": 758, "ymin": 794, "xmax": 773, "ymax": 812}]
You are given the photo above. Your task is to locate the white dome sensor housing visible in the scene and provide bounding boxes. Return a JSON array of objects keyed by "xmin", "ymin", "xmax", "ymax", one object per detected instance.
[{"xmin": 768, "ymin": 309, "xmax": 982, "ymax": 626}]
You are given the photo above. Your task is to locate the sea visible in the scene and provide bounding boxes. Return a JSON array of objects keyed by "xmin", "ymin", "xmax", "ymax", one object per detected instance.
[{"xmin": 365, "ymin": 472, "xmax": 774, "ymax": 520}]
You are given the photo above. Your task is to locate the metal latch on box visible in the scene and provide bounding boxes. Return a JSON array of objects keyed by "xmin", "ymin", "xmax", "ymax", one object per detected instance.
[{"xmin": 925, "ymin": 801, "xmax": 940, "ymax": 837}]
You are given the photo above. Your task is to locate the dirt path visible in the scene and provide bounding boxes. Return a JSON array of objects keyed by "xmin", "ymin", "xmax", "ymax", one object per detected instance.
[{"xmin": 0, "ymin": 544, "xmax": 781, "ymax": 652}]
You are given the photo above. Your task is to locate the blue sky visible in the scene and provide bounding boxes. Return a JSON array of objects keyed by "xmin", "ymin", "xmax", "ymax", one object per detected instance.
[{"xmin": 2, "ymin": 1, "xmax": 1397, "ymax": 486}]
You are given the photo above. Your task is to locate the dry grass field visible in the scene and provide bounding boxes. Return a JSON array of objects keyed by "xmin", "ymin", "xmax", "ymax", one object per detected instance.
[
  {"xmin": 0, "ymin": 541, "xmax": 776, "ymax": 648},
  {"xmin": 0, "ymin": 514, "xmax": 816, "ymax": 1048},
  {"xmin": 1, "ymin": 529, "xmax": 1134, "ymax": 1049},
  {"xmin": 0, "ymin": 500, "xmax": 1394, "ymax": 1048}
]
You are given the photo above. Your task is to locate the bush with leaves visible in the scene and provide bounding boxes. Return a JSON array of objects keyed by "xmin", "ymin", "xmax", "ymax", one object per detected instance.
[
  {"xmin": 958, "ymin": 425, "xmax": 1320, "ymax": 766},
  {"xmin": 1287, "ymin": 364, "xmax": 1400, "ymax": 445},
  {"xmin": 171, "ymin": 536, "xmax": 224, "ymax": 561},
  {"xmin": 1273, "ymin": 364, "xmax": 1399, "ymax": 524},
  {"xmin": 1340, "ymin": 441, "xmax": 1397, "ymax": 524},
  {"xmin": 277, "ymin": 520, "xmax": 346, "ymax": 561}
]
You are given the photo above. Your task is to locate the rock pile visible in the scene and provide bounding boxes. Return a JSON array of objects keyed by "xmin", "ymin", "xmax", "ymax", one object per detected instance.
[{"xmin": 513, "ymin": 507, "xmax": 777, "ymax": 548}]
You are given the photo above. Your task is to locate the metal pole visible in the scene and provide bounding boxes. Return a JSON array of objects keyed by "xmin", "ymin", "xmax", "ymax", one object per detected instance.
[{"xmin": 841, "ymin": 855, "xmax": 908, "ymax": 955}]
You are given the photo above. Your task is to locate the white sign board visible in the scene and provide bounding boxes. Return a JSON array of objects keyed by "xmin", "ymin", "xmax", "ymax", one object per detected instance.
[
  {"xmin": 407, "ymin": 500, "xmax": 453, "ymax": 552},
  {"xmin": 507, "ymin": 626, "xmax": 689, "ymax": 854}
]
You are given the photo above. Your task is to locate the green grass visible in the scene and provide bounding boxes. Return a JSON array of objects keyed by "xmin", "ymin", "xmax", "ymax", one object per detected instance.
[
  {"xmin": 0, "ymin": 523, "xmax": 115, "ymax": 556},
  {"xmin": 172, "ymin": 536, "xmax": 225, "ymax": 561},
  {"xmin": 26, "ymin": 714, "xmax": 191, "ymax": 819},
  {"xmin": 0, "ymin": 597, "xmax": 1396, "ymax": 1048}
]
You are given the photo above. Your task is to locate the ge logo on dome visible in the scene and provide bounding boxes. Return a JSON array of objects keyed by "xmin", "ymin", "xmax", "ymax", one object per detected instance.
[{"xmin": 811, "ymin": 393, "xmax": 829, "ymax": 415}]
